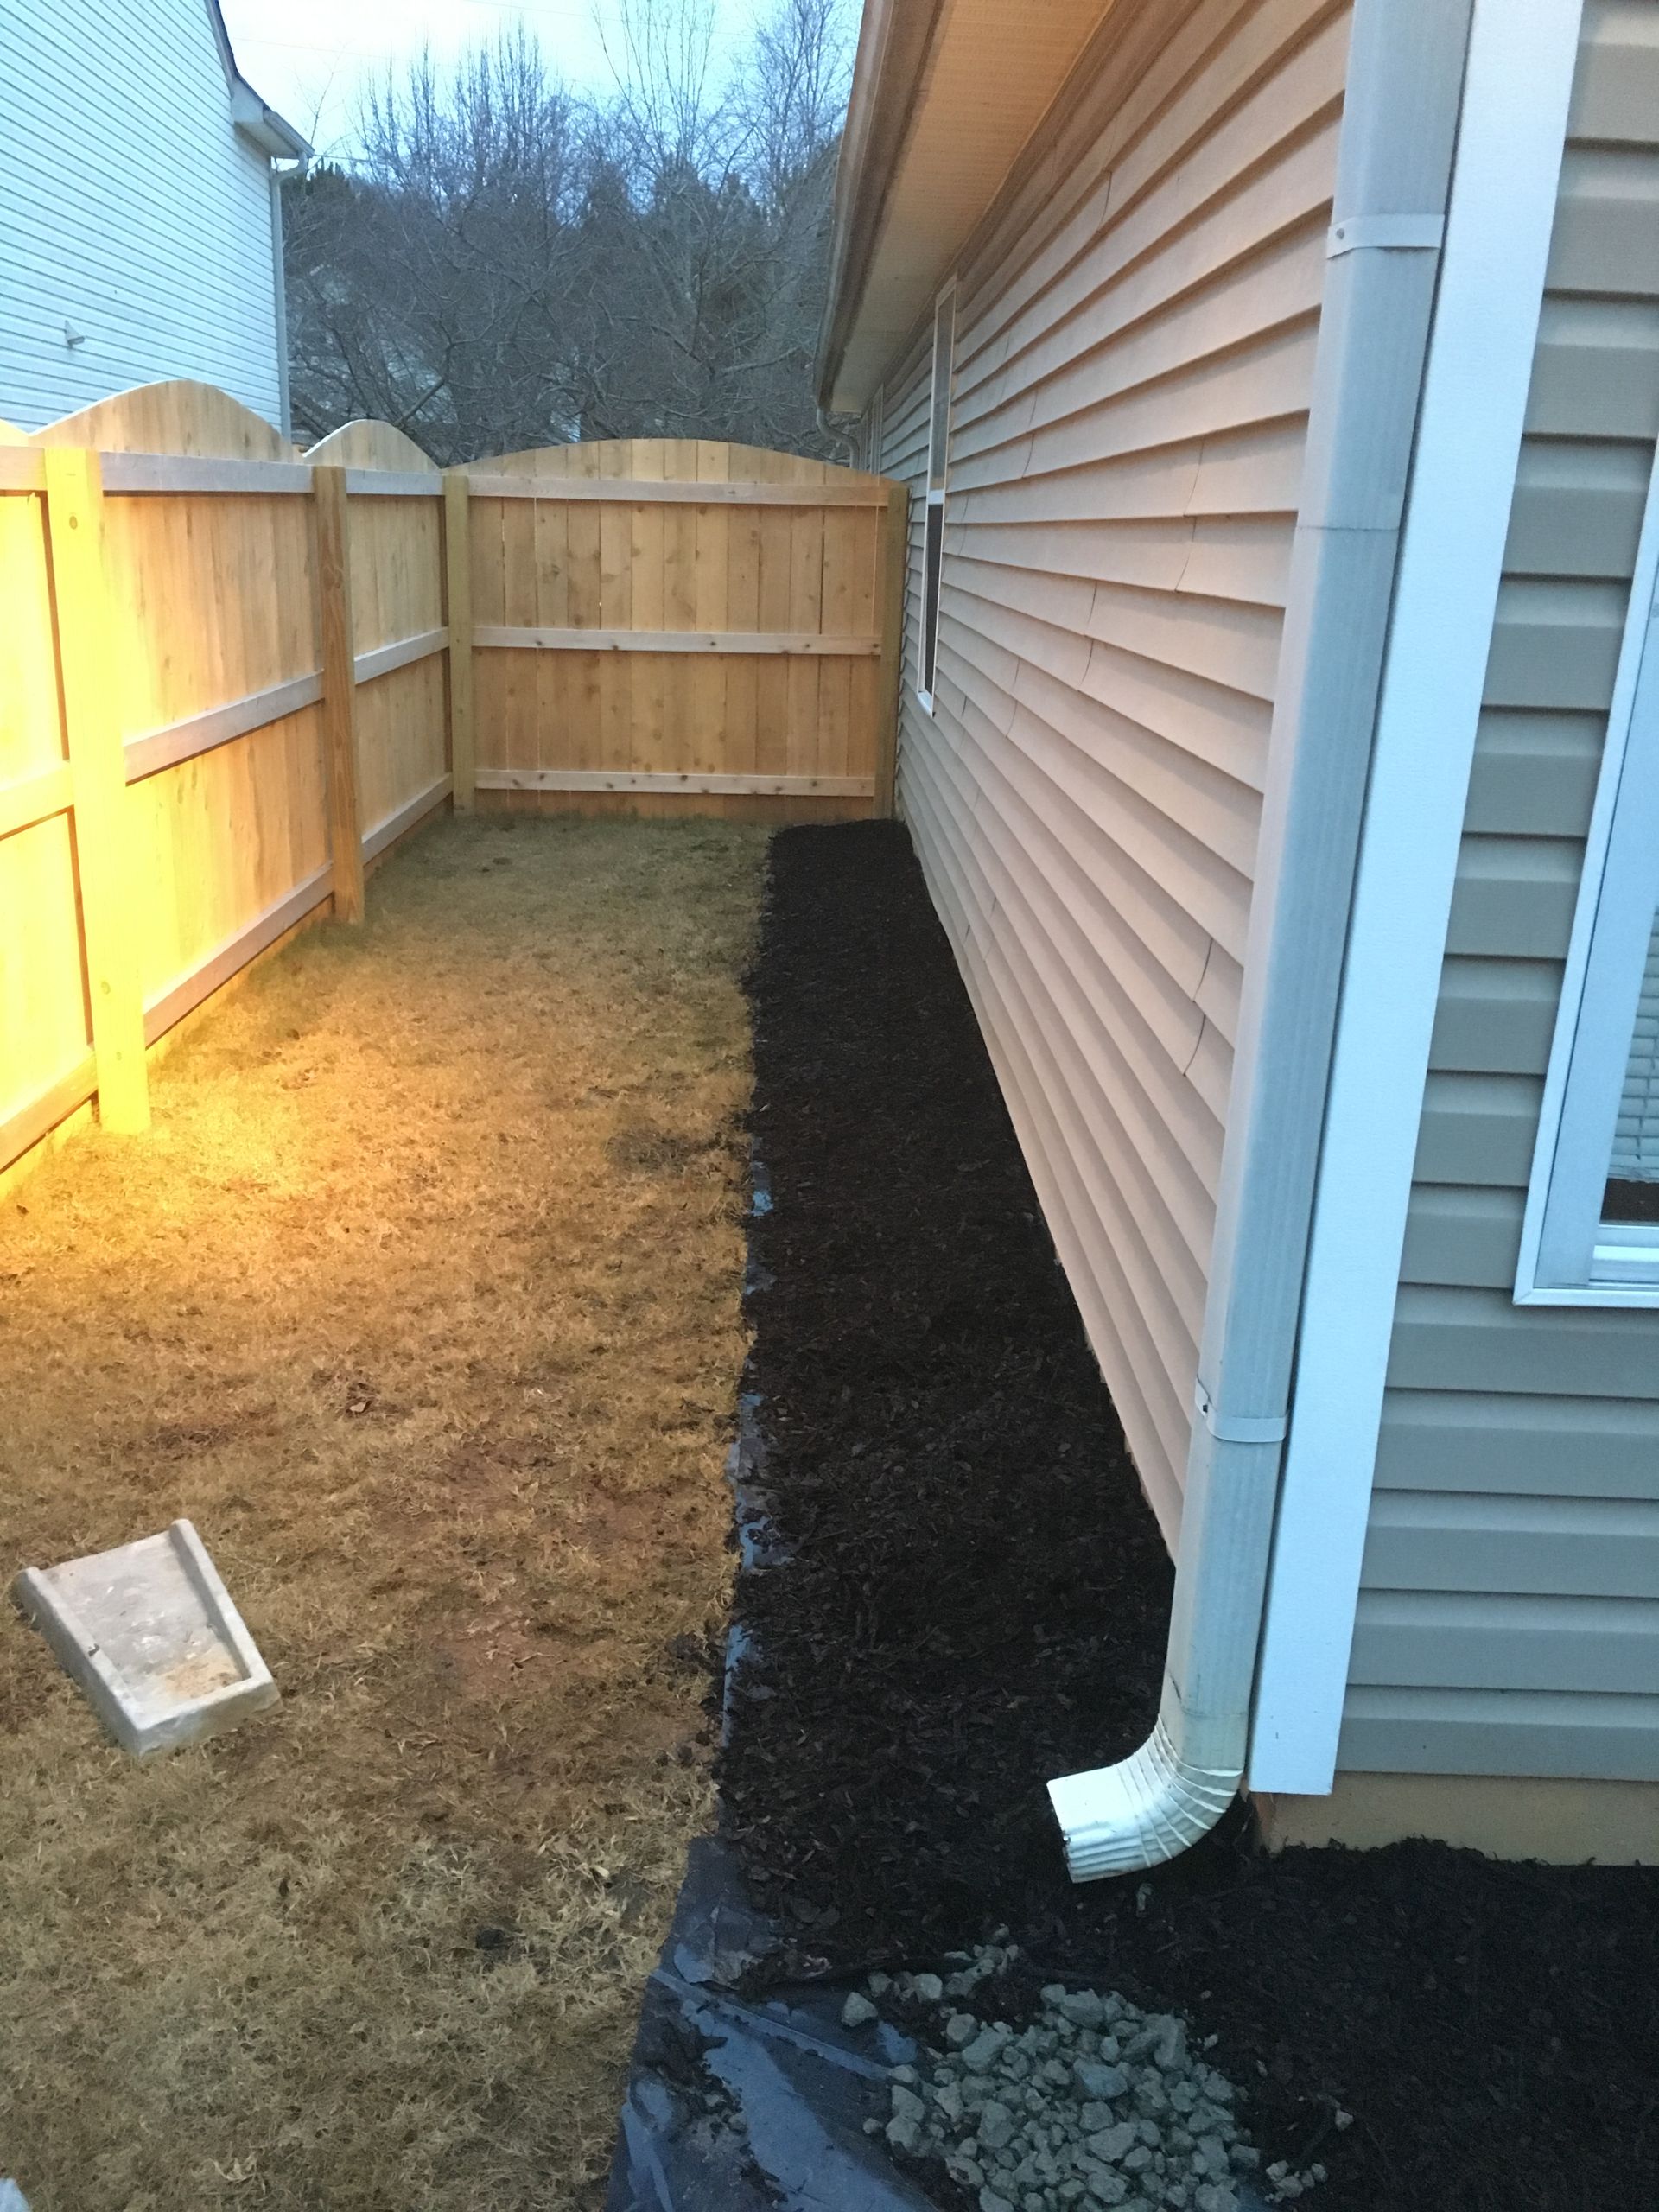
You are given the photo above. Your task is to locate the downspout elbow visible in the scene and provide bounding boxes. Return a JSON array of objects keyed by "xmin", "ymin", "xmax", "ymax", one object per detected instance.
[
  {"xmin": 1047, "ymin": 1713, "xmax": 1241, "ymax": 1881},
  {"xmin": 1046, "ymin": 1416, "xmax": 1286, "ymax": 1879}
]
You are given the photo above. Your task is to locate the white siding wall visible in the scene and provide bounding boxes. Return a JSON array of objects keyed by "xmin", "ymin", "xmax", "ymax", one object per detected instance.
[
  {"xmin": 881, "ymin": 0, "xmax": 1350, "ymax": 1540},
  {"xmin": 1342, "ymin": 0, "xmax": 1659, "ymax": 1783},
  {"xmin": 0, "ymin": 0, "xmax": 283, "ymax": 432}
]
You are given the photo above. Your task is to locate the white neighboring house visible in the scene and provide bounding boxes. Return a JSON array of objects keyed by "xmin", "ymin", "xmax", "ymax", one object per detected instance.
[{"xmin": 0, "ymin": 0, "xmax": 308, "ymax": 437}]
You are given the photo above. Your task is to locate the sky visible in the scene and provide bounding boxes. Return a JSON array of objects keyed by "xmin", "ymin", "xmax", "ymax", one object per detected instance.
[{"xmin": 219, "ymin": 0, "xmax": 760, "ymax": 162}]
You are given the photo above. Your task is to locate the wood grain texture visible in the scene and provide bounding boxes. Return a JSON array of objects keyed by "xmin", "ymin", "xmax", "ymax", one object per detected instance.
[
  {"xmin": 3, "ymin": 414, "xmax": 893, "ymax": 1174},
  {"xmin": 344, "ymin": 450, "xmax": 449, "ymax": 844},
  {"xmin": 41, "ymin": 449, "xmax": 149, "ymax": 1131},
  {"xmin": 474, "ymin": 626, "xmax": 879, "ymax": 655},
  {"xmin": 475, "ymin": 769, "xmax": 874, "ymax": 795},
  {"xmin": 873, "ymin": 481, "xmax": 909, "ymax": 817},
  {"xmin": 465, "ymin": 473, "xmax": 888, "ymax": 505},
  {"xmin": 99, "ymin": 454, "xmax": 311, "ymax": 496},
  {"xmin": 305, "ymin": 421, "xmax": 437, "ymax": 472},
  {"xmin": 353, "ymin": 628, "xmax": 448, "ymax": 684},
  {"xmin": 468, "ymin": 438, "xmax": 900, "ymax": 819},
  {"xmin": 124, "ymin": 673, "xmax": 325, "ymax": 783},
  {"xmin": 314, "ymin": 466, "xmax": 365, "ymax": 924},
  {"xmin": 27, "ymin": 378, "xmax": 296, "ymax": 458},
  {"xmin": 443, "ymin": 470, "xmax": 476, "ymax": 810},
  {"xmin": 0, "ymin": 762, "xmax": 73, "ymax": 837}
]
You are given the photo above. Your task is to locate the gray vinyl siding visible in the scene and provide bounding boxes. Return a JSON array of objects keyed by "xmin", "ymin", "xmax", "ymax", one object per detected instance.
[
  {"xmin": 874, "ymin": 0, "xmax": 1350, "ymax": 1541},
  {"xmin": 0, "ymin": 0, "xmax": 284, "ymax": 433},
  {"xmin": 1339, "ymin": 0, "xmax": 1659, "ymax": 1783}
]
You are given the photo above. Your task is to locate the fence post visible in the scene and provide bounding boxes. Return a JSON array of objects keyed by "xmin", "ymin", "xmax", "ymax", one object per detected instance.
[
  {"xmin": 42, "ymin": 448, "xmax": 150, "ymax": 1132},
  {"xmin": 873, "ymin": 480, "xmax": 909, "ymax": 820},
  {"xmin": 313, "ymin": 464, "xmax": 365, "ymax": 922},
  {"xmin": 442, "ymin": 468, "xmax": 475, "ymax": 811}
]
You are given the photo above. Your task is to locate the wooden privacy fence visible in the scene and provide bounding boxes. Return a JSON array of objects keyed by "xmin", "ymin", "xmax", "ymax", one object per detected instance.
[
  {"xmin": 0, "ymin": 383, "xmax": 906, "ymax": 1181},
  {"xmin": 454, "ymin": 438, "xmax": 906, "ymax": 813}
]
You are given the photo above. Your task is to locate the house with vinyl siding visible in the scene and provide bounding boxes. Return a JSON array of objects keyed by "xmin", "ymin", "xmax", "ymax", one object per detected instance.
[
  {"xmin": 823, "ymin": 0, "xmax": 1659, "ymax": 1867},
  {"xmin": 0, "ymin": 0, "xmax": 306, "ymax": 438}
]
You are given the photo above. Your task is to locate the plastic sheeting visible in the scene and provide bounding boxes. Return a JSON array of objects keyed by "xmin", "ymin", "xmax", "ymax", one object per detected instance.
[{"xmin": 606, "ymin": 1835, "xmax": 938, "ymax": 2212}]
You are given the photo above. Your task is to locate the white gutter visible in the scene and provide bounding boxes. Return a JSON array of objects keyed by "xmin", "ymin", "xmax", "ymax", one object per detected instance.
[
  {"xmin": 231, "ymin": 80, "xmax": 311, "ymax": 162},
  {"xmin": 269, "ymin": 168, "xmax": 295, "ymax": 445},
  {"xmin": 1047, "ymin": 0, "xmax": 1482, "ymax": 1879}
]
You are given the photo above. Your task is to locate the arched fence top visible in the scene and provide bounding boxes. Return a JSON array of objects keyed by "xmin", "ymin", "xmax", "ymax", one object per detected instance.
[
  {"xmin": 305, "ymin": 420, "xmax": 439, "ymax": 472},
  {"xmin": 27, "ymin": 379, "xmax": 297, "ymax": 460},
  {"xmin": 471, "ymin": 435, "xmax": 887, "ymax": 488}
]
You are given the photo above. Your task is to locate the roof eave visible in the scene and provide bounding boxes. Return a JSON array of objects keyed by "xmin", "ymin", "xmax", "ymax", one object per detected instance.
[
  {"xmin": 817, "ymin": 0, "xmax": 1116, "ymax": 419},
  {"xmin": 230, "ymin": 79, "xmax": 311, "ymax": 162},
  {"xmin": 816, "ymin": 0, "xmax": 949, "ymax": 417}
]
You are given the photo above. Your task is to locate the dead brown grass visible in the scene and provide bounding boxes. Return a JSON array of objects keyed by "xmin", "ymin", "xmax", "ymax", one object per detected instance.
[{"xmin": 0, "ymin": 814, "xmax": 768, "ymax": 2212}]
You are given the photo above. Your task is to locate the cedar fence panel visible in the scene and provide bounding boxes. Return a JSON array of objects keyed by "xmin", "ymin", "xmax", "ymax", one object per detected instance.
[
  {"xmin": 0, "ymin": 386, "xmax": 906, "ymax": 1182},
  {"xmin": 465, "ymin": 439, "xmax": 906, "ymax": 821},
  {"xmin": 0, "ymin": 459, "xmax": 92, "ymax": 1166},
  {"xmin": 305, "ymin": 420, "xmax": 451, "ymax": 855}
]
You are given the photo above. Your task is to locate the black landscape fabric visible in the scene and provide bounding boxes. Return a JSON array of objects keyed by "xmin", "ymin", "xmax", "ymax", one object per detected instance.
[{"xmin": 716, "ymin": 818, "xmax": 1659, "ymax": 2212}]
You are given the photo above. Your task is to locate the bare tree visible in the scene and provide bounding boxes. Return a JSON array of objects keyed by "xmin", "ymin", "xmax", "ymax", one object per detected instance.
[{"xmin": 283, "ymin": 0, "xmax": 854, "ymax": 463}]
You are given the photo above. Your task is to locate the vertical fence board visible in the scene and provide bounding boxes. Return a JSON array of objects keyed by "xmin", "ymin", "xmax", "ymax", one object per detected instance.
[
  {"xmin": 338, "ymin": 449, "xmax": 446, "ymax": 846},
  {"xmin": 41, "ymin": 450, "xmax": 149, "ymax": 1130},
  {"xmin": 0, "ymin": 483, "xmax": 91, "ymax": 1158},
  {"xmin": 465, "ymin": 439, "xmax": 893, "ymax": 819},
  {"xmin": 314, "ymin": 466, "xmax": 365, "ymax": 923},
  {"xmin": 443, "ymin": 471, "xmax": 475, "ymax": 810},
  {"xmin": 874, "ymin": 482, "xmax": 909, "ymax": 818}
]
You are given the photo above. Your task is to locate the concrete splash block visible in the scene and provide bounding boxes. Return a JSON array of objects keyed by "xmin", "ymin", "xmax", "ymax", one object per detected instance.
[{"xmin": 12, "ymin": 1518, "xmax": 277, "ymax": 1756}]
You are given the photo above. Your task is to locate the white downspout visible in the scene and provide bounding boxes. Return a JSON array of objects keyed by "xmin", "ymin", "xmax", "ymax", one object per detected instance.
[
  {"xmin": 269, "ymin": 167, "xmax": 296, "ymax": 446},
  {"xmin": 1048, "ymin": 0, "xmax": 1484, "ymax": 1879}
]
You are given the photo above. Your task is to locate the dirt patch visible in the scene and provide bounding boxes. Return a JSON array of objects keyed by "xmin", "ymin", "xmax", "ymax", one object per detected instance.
[
  {"xmin": 0, "ymin": 813, "xmax": 766, "ymax": 2212},
  {"xmin": 720, "ymin": 821, "xmax": 1659, "ymax": 2212}
]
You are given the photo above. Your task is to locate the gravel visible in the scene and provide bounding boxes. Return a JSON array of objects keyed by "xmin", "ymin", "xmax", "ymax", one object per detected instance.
[{"xmin": 851, "ymin": 1942, "xmax": 1325, "ymax": 2210}]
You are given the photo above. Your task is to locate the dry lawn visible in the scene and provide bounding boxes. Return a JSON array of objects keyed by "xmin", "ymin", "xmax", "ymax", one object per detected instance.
[{"xmin": 0, "ymin": 814, "xmax": 767, "ymax": 2211}]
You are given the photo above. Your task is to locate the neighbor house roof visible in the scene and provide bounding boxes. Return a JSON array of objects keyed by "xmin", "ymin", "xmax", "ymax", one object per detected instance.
[
  {"xmin": 817, "ymin": 0, "xmax": 1112, "ymax": 414},
  {"xmin": 205, "ymin": 0, "xmax": 311, "ymax": 161}
]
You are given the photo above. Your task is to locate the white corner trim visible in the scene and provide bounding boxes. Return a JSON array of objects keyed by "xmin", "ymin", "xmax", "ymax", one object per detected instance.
[{"xmin": 1247, "ymin": 0, "xmax": 1585, "ymax": 1799}]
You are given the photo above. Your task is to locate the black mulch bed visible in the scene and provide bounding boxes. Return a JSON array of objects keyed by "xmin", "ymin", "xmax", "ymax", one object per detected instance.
[{"xmin": 717, "ymin": 820, "xmax": 1659, "ymax": 2212}]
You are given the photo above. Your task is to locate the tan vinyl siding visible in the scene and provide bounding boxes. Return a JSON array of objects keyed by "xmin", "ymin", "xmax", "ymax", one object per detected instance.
[
  {"xmin": 874, "ymin": 0, "xmax": 1349, "ymax": 1540},
  {"xmin": 1340, "ymin": 0, "xmax": 1659, "ymax": 1783}
]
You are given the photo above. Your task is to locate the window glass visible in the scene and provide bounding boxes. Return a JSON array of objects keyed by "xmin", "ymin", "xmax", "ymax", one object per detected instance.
[{"xmin": 1605, "ymin": 911, "xmax": 1659, "ymax": 1225}]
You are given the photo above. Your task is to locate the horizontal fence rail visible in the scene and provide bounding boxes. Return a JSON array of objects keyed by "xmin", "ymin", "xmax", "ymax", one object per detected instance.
[
  {"xmin": 471, "ymin": 626, "xmax": 881, "ymax": 657},
  {"xmin": 467, "ymin": 472, "xmax": 890, "ymax": 505},
  {"xmin": 459, "ymin": 442, "xmax": 906, "ymax": 817},
  {"xmin": 1, "ymin": 386, "xmax": 906, "ymax": 1183}
]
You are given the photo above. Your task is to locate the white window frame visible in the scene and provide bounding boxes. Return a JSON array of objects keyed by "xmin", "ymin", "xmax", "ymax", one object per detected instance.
[
  {"xmin": 1517, "ymin": 442, "xmax": 1659, "ymax": 1309},
  {"xmin": 916, "ymin": 281, "xmax": 956, "ymax": 715}
]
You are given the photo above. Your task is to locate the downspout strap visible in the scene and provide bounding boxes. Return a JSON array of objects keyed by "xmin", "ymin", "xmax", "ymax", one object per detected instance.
[
  {"xmin": 1193, "ymin": 1384, "xmax": 1287, "ymax": 1447},
  {"xmin": 1327, "ymin": 214, "xmax": 1446, "ymax": 257}
]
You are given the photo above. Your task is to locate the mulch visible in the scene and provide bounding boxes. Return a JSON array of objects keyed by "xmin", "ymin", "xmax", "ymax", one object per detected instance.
[{"xmin": 717, "ymin": 820, "xmax": 1659, "ymax": 2212}]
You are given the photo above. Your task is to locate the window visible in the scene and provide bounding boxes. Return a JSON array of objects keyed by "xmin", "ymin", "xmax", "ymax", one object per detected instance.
[
  {"xmin": 917, "ymin": 284, "xmax": 956, "ymax": 711},
  {"xmin": 1518, "ymin": 448, "xmax": 1659, "ymax": 1305}
]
